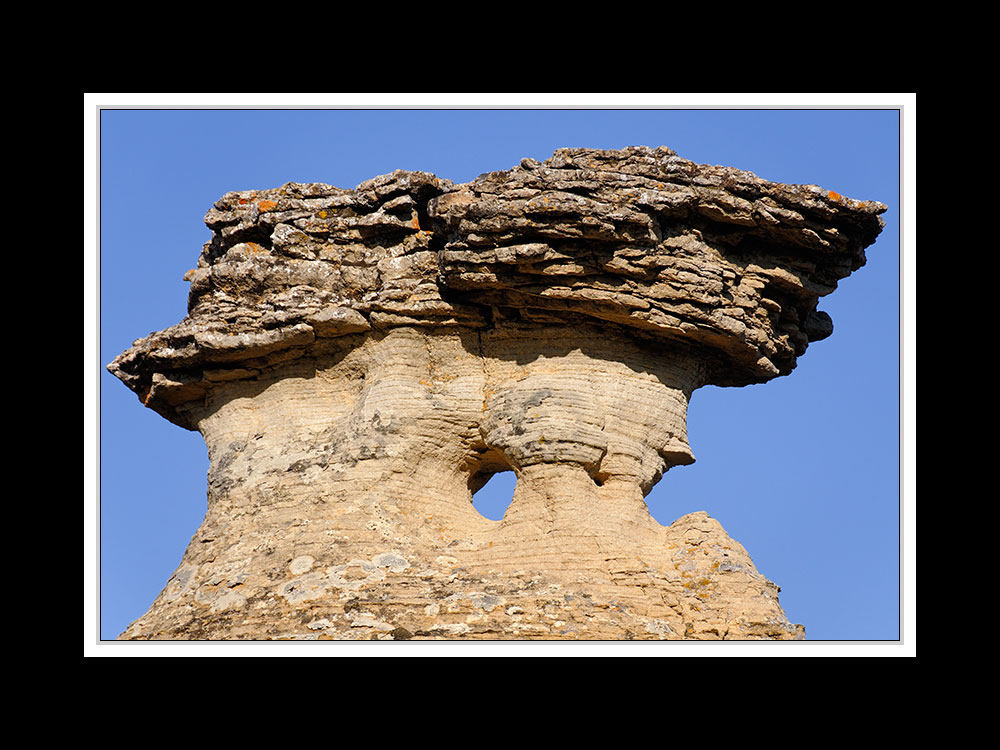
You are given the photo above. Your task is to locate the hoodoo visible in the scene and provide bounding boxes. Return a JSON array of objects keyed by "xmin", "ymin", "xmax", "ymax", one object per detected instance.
[{"xmin": 108, "ymin": 147, "xmax": 885, "ymax": 640}]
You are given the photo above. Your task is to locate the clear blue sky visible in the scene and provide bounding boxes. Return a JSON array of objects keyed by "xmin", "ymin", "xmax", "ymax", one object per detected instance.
[{"xmin": 93, "ymin": 99, "xmax": 909, "ymax": 646}]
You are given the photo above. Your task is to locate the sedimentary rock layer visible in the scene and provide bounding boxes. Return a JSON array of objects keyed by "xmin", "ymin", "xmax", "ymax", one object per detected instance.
[{"xmin": 108, "ymin": 146, "xmax": 884, "ymax": 640}]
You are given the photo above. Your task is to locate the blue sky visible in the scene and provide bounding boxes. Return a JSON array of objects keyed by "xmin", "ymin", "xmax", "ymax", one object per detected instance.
[{"xmin": 88, "ymin": 96, "xmax": 913, "ymax": 650}]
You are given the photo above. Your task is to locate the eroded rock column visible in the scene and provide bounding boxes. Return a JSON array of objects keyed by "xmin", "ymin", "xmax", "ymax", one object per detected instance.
[{"xmin": 110, "ymin": 146, "xmax": 885, "ymax": 639}]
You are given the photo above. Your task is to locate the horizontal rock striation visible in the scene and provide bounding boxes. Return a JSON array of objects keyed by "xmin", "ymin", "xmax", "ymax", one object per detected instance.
[{"xmin": 108, "ymin": 146, "xmax": 884, "ymax": 640}]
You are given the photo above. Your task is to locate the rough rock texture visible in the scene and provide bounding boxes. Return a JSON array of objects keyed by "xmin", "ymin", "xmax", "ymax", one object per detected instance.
[{"xmin": 108, "ymin": 146, "xmax": 885, "ymax": 640}]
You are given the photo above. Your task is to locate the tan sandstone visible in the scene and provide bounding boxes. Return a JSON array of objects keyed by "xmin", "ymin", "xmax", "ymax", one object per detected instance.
[{"xmin": 108, "ymin": 146, "xmax": 885, "ymax": 640}]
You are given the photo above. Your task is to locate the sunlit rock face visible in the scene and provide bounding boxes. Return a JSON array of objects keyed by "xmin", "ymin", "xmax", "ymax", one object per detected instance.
[{"xmin": 109, "ymin": 146, "xmax": 884, "ymax": 640}]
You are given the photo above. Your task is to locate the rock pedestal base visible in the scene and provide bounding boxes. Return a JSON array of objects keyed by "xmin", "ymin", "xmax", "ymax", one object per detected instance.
[{"xmin": 120, "ymin": 327, "xmax": 802, "ymax": 640}]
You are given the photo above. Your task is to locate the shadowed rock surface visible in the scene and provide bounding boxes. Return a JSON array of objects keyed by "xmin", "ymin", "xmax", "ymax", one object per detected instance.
[{"xmin": 108, "ymin": 146, "xmax": 885, "ymax": 640}]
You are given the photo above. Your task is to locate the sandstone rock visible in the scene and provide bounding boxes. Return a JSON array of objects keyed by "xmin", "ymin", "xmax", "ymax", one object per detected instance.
[{"xmin": 108, "ymin": 146, "xmax": 884, "ymax": 640}]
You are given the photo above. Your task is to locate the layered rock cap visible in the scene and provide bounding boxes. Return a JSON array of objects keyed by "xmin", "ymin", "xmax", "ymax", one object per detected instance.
[
  {"xmin": 110, "ymin": 145, "xmax": 884, "ymax": 429},
  {"xmin": 108, "ymin": 146, "xmax": 885, "ymax": 641}
]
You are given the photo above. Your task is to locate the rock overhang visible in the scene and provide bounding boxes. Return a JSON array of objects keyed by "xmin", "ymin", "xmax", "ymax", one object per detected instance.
[{"xmin": 107, "ymin": 145, "xmax": 886, "ymax": 430}]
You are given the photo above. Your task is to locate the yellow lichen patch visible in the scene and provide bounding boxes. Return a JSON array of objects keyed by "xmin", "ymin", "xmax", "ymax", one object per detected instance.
[
  {"xmin": 828, "ymin": 190, "xmax": 841, "ymax": 202},
  {"xmin": 318, "ymin": 211, "xmax": 327, "ymax": 219},
  {"xmin": 258, "ymin": 199, "xmax": 279, "ymax": 212},
  {"xmin": 411, "ymin": 212, "xmax": 421, "ymax": 231},
  {"xmin": 245, "ymin": 242, "xmax": 268, "ymax": 254}
]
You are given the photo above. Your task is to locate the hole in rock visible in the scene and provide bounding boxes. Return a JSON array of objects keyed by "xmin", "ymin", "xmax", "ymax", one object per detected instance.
[
  {"xmin": 466, "ymin": 445, "xmax": 516, "ymax": 521},
  {"xmin": 472, "ymin": 471, "xmax": 517, "ymax": 521}
]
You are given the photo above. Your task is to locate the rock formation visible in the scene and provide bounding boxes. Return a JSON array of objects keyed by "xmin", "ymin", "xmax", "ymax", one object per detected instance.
[{"xmin": 108, "ymin": 146, "xmax": 885, "ymax": 640}]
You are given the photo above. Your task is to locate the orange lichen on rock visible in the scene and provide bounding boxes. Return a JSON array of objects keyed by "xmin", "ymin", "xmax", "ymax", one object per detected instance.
[{"xmin": 258, "ymin": 200, "xmax": 279, "ymax": 212}]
